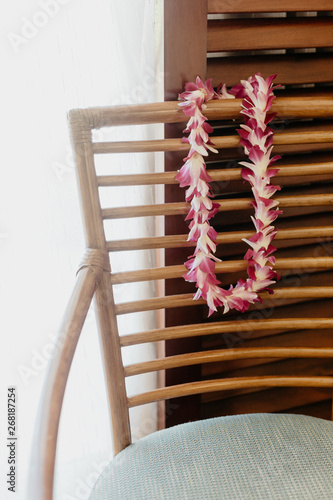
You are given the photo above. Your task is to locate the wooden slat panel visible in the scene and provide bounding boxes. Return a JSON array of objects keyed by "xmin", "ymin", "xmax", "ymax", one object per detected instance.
[
  {"xmin": 120, "ymin": 318, "xmax": 333, "ymax": 346},
  {"xmin": 203, "ymin": 330, "xmax": 333, "ymax": 376},
  {"xmin": 202, "ymin": 361, "xmax": 333, "ymax": 396},
  {"xmin": 125, "ymin": 347, "xmax": 333, "ymax": 377},
  {"xmin": 221, "ymin": 143, "xmax": 333, "ymax": 159},
  {"xmin": 208, "ymin": 53, "xmax": 333, "ymax": 88},
  {"xmin": 212, "ymin": 189, "xmax": 333, "ymax": 230},
  {"xmin": 208, "ymin": 0, "xmax": 333, "ymax": 13},
  {"xmin": 99, "ymin": 171, "xmax": 178, "ymax": 187},
  {"xmin": 107, "ymin": 226, "xmax": 333, "ymax": 252},
  {"xmin": 204, "ymin": 344, "xmax": 333, "ymax": 377},
  {"xmin": 115, "ymin": 288, "xmax": 333, "ymax": 315},
  {"xmin": 219, "ymin": 238, "xmax": 333, "ymax": 265},
  {"xmin": 202, "ymin": 357, "xmax": 333, "ymax": 403},
  {"xmin": 102, "ymin": 193, "xmax": 333, "ymax": 219},
  {"xmin": 225, "ymin": 173, "xmax": 333, "ymax": 195},
  {"xmin": 93, "ymin": 130, "xmax": 333, "ymax": 154},
  {"xmin": 98, "ymin": 162, "xmax": 333, "ymax": 187},
  {"xmin": 202, "ymin": 387, "xmax": 332, "ymax": 419},
  {"xmin": 93, "ymin": 135, "xmax": 238, "ymax": 154},
  {"xmin": 204, "ymin": 316, "xmax": 333, "ymax": 351},
  {"xmin": 72, "ymin": 95, "xmax": 333, "ymax": 129},
  {"xmin": 128, "ymin": 376, "xmax": 333, "ymax": 407},
  {"xmin": 111, "ymin": 257, "xmax": 333, "ymax": 285},
  {"xmin": 207, "ymin": 19, "xmax": 333, "ymax": 52},
  {"xmin": 218, "ymin": 264, "xmax": 333, "ymax": 292}
]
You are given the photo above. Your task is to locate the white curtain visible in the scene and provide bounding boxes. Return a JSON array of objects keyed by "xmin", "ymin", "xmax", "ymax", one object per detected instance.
[{"xmin": 0, "ymin": 1, "xmax": 163, "ymax": 499}]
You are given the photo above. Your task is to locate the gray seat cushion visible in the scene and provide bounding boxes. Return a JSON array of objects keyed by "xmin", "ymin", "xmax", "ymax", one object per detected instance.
[{"xmin": 89, "ymin": 413, "xmax": 333, "ymax": 499}]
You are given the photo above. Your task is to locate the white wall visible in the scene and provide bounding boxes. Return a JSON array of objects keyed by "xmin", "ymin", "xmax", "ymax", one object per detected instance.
[{"xmin": 0, "ymin": 1, "xmax": 163, "ymax": 498}]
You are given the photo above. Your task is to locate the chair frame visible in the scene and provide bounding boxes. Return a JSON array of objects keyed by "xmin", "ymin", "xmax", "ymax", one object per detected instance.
[{"xmin": 30, "ymin": 95, "xmax": 333, "ymax": 500}]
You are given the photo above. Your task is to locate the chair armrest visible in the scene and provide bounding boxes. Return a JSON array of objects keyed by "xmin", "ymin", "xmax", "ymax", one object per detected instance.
[{"xmin": 29, "ymin": 249, "xmax": 109, "ymax": 500}]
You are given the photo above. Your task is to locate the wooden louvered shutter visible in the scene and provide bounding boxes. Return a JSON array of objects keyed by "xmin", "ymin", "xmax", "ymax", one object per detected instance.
[
  {"xmin": 164, "ymin": 1, "xmax": 333, "ymax": 425},
  {"xmin": 202, "ymin": 1, "xmax": 333, "ymax": 422},
  {"xmin": 207, "ymin": 1, "xmax": 333, "ymax": 87}
]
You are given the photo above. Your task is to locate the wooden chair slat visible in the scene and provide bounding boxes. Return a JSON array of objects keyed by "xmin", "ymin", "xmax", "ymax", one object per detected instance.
[
  {"xmin": 93, "ymin": 130, "xmax": 333, "ymax": 154},
  {"xmin": 128, "ymin": 376, "xmax": 333, "ymax": 407},
  {"xmin": 92, "ymin": 136, "xmax": 238, "ymax": 154},
  {"xmin": 207, "ymin": 18, "xmax": 333, "ymax": 52},
  {"xmin": 208, "ymin": 0, "xmax": 333, "ymax": 13},
  {"xmin": 115, "ymin": 288, "xmax": 333, "ymax": 315},
  {"xmin": 125, "ymin": 347, "xmax": 333, "ymax": 377},
  {"xmin": 207, "ymin": 54, "xmax": 333, "ymax": 88},
  {"xmin": 203, "ymin": 95, "xmax": 333, "ymax": 120},
  {"xmin": 274, "ymin": 131, "xmax": 333, "ymax": 146},
  {"xmin": 202, "ymin": 351, "xmax": 333, "ymax": 385},
  {"xmin": 120, "ymin": 318, "xmax": 333, "ymax": 347},
  {"xmin": 111, "ymin": 257, "xmax": 333, "ymax": 285},
  {"xmin": 98, "ymin": 162, "xmax": 333, "ymax": 187},
  {"xmin": 70, "ymin": 95, "xmax": 333, "ymax": 129},
  {"xmin": 107, "ymin": 227, "xmax": 333, "ymax": 252},
  {"xmin": 102, "ymin": 194, "xmax": 333, "ymax": 220}
]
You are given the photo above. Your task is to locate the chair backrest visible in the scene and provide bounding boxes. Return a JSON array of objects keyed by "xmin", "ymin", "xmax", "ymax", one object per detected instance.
[{"xmin": 68, "ymin": 93, "xmax": 333, "ymax": 455}]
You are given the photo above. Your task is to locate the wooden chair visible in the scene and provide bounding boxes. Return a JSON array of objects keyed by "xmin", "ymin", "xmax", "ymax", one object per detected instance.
[{"xmin": 31, "ymin": 94, "xmax": 333, "ymax": 500}]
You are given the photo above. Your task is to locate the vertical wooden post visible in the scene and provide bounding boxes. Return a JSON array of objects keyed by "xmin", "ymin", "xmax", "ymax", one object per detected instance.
[
  {"xmin": 164, "ymin": 0, "xmax": 208, "ymax": 100},
  {"xmin": 69, "ymin": 110, "xmax": 131, "ymax": 453},
  {"xmin": 164, "ymin": 0, "xmax": 208, "ymax": 427}
]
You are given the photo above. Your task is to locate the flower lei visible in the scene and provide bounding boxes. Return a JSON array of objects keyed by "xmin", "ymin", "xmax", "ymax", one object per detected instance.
[{"xmin": 176, "ymin": 74, "xmax": 282, "ymax": 316}]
